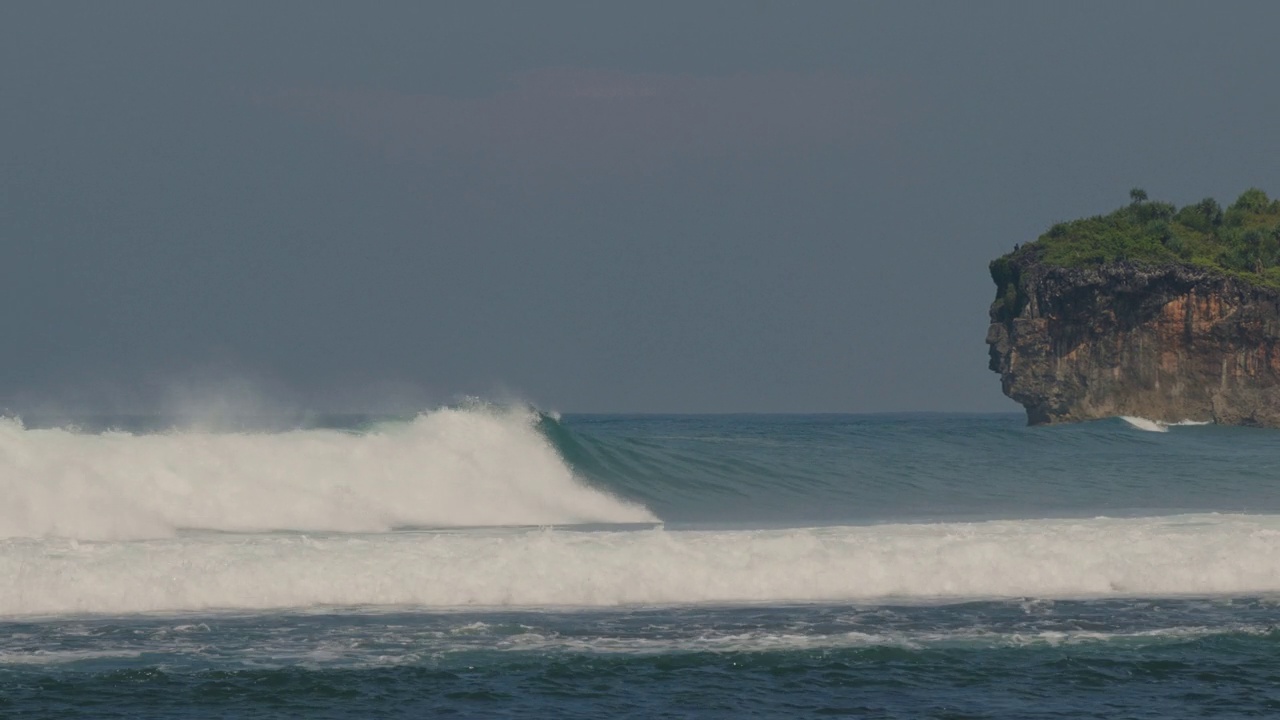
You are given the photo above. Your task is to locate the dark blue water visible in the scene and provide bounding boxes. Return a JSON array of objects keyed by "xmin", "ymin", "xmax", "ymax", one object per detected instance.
[{"xmin": 3, "ymin": 411, "xmax": 1280, "ymax": 718}]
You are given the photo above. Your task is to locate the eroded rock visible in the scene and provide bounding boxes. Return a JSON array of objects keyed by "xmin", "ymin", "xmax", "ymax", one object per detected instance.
[{"xmin": 987, "ymin": 258, "xmax": 1280, "ymax": 426}]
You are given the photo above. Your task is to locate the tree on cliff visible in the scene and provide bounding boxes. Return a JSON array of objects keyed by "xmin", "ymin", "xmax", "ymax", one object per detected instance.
[
  {"xmin": 1001, "ymin": 188, "xmax": 1280, "ymax": 287},
  {"xmin": 988, "ymin": 186, "xmax": 1280, "ymax": 428},
  {"xmin": 1230, "ymin": 188, "xmax": 1270, "ymax": 214}
]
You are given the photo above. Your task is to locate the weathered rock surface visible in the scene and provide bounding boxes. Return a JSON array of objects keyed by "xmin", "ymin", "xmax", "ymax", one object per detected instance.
[{"xmin": 987, "ymin": 258, "xmax": 1280, "ymax": 426}]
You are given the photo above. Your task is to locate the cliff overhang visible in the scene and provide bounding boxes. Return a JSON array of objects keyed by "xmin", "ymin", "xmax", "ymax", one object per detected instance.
[{"xmin": 987, "ymin": 257, "xmax": 1280, "ymax": 427}]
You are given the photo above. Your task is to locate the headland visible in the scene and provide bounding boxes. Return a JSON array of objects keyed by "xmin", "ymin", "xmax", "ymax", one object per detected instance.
[{"xmin": 987, "ymin": 189, "xmax": 1280, "ymax": 426}]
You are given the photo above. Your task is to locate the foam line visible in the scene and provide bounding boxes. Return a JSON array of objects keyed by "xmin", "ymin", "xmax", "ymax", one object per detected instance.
[
  {"xmin": 4, "ymin": 514, "xmax": 1279, "ymax": 616},
  {"xmin": 2, "ymin": 626, "xmax": 1266, "ymax": 666}
]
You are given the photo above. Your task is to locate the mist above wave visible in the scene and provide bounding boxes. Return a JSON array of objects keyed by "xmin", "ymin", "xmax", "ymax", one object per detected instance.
[{"xmin": 0, "ymin": 406, "xmax": 654, "ymax": 540}]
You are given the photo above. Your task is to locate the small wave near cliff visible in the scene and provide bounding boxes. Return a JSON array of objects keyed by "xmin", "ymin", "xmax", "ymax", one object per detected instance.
[
  {"xmin": 1119, "ymin": 416, "xmax": 1215, "ymax": 432},
  {"xmin": 1120, "ymin": 416, "xmax": 1169, "ymax": 432},
  {"xmin": 0, "ymin": 406, "xmax": 656, "ymax": 541}
]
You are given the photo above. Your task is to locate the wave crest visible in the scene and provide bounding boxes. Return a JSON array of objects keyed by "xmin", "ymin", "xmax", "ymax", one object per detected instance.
[{"xmin": 0, "ymin": 406, "xmax": 655, "ymax": 540}]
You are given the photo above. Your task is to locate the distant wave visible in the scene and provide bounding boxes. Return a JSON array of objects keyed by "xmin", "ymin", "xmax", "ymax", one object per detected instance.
[
  {"xmin": 0, "ymin": 406, "xmax": 655, "ymax": 541},
  {"xmin": 1119, "ymin": 416, "xmax": 1216, "ymax": 432},
  {"xmin": 1119, "ymin": 416, "xmax": 1169, "ymax": 432},
  {"xmin": 5, "ymin": 513, "xmax": 1280, "ymax": 615}
]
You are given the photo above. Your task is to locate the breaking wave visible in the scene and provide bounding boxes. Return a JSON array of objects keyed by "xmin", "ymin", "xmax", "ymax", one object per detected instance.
[
  {"xmin": 4, "ymin": 409, "xmax": 1278, "ymax": 617},
  {"xmin": 1119, "ymin": 416, "xmax": 1215, "ymax": 432},
  {"xmin": 1119, "ymin": 416, "xmax": 1168, "ymax": 432},
  {"xmin": 0, "ymin": 406, "xmax": 655, "ymax": 541}
]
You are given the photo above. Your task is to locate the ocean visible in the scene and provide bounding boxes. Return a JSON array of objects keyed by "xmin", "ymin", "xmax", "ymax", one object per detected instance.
[{"xmin": 3, "ymin": 408, "xmax": 1280, "ymax": 718}]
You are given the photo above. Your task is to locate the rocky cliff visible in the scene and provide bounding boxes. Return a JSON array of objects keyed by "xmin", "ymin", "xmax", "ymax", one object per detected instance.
[{"xmin": 987, "ymin": 257, "xmax": 1280, "ymax": 426}]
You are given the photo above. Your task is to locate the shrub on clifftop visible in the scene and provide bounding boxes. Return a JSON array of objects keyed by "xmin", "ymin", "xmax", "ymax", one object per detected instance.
[{"xmin": 998, "ymin": 188, "xmax": 1280, "ymax": 288}]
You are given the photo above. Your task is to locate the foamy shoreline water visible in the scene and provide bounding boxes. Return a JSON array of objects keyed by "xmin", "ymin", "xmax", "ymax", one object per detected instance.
[
  {"xmin": 5, "ymin": 413, "xmax": 1280, "ymax": 719},
  {"xmin": 5, "ymin": 513, "xmax": 1279, "ymax": 616}
]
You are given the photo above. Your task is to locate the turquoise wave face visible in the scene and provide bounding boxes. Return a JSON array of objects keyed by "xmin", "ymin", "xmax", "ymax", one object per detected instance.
[
  {"xmin": 543, "ymin": 414, "xmax": 1280, "ymax": 525},
  {"xmin": 8, "ymin": 409, "xmax": 1277, "ymax": 535}
]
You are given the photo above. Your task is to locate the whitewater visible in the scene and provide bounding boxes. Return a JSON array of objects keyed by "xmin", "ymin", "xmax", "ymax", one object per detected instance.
[
  {"xmin": 4, "ymin": 407, "xmax": 1280, "ymax": 615},
  {"xmin": 0, "ymin": 408, "xmax": 653, "ymax": 540},
  {"xmin": 6, "ymin": 514, "xmax": 1280, "ymax": 615},
  {"xmin": 6, "ymin": 409, "xmax": 1280, "ymax": 717}
]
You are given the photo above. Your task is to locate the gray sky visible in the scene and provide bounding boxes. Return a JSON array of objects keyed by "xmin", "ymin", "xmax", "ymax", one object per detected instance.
[{"xmin": 3, "ymin": 1, "xmax": 1278, "ymax": 413}]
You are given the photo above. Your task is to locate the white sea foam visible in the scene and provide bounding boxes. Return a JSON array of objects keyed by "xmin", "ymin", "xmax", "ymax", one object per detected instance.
[
  {"xmin": 4, "ymin": 514, "xmax": 1280, "ymax": 616},
  {"xmin": 0, "ymin": 407, "xmax": 654, "ymax": 540},
  {"xmin": 1119, "ymin": 416, "xmax": 1168, "ymax": 432},
  {"xmin": 0, "ymin": 624, "xmax": 1262, "ymax": 667},
  {"xmin": 1118, "ymin": 416, "xmax": 1213, "ymax": 431},
  {"xmin": 0, "ymin": 649, "xmax": 145, "ymax": 666},
  {"xmin": 486, "ymin": 625, "xmax": 1265, "ymax": 655}
]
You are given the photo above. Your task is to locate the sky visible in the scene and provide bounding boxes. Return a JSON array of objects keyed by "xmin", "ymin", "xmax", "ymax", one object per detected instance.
[{"xmin": 3, "ymin": 1, "xmax": 1279, "ymax": 414}]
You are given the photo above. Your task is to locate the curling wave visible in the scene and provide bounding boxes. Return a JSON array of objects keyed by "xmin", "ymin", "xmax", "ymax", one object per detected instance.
[{"xmin": 0, "ymin": 407, "xmax": 655, "ymax": 541}]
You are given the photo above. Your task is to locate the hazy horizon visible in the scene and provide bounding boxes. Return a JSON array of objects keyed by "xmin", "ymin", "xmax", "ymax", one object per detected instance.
[{"xmin": 5, "ymin": 2, "xmax": 1279, "ymax": 414}]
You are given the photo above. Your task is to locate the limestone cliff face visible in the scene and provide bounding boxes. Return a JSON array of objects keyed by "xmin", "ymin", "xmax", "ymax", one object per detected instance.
[{"xmin": 986, "ymin": 258, "xmax": 1280, "ymax": 426}]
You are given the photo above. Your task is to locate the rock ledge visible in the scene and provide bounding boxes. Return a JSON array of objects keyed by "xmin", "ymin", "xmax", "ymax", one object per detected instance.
[{"xmin": 986, "ymin": 258, "xmax": 1280, "ymax": 426}]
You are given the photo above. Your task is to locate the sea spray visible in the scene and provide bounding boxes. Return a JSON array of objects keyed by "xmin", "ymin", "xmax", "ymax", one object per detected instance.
[{"xmin": 0, "ymin": 406, "xmax": 655, "ymax": 540}]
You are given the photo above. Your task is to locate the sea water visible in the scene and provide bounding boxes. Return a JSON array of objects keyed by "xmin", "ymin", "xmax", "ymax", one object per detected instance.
[{"xmin": 3, "ymin": 409, "xmax": 1280, "ymax": 718}]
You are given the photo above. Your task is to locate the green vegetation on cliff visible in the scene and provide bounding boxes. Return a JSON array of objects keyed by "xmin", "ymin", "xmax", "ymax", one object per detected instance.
[{"xmin": 993, "ymin": 188, "xmax": 1280, "ymax": 290}]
